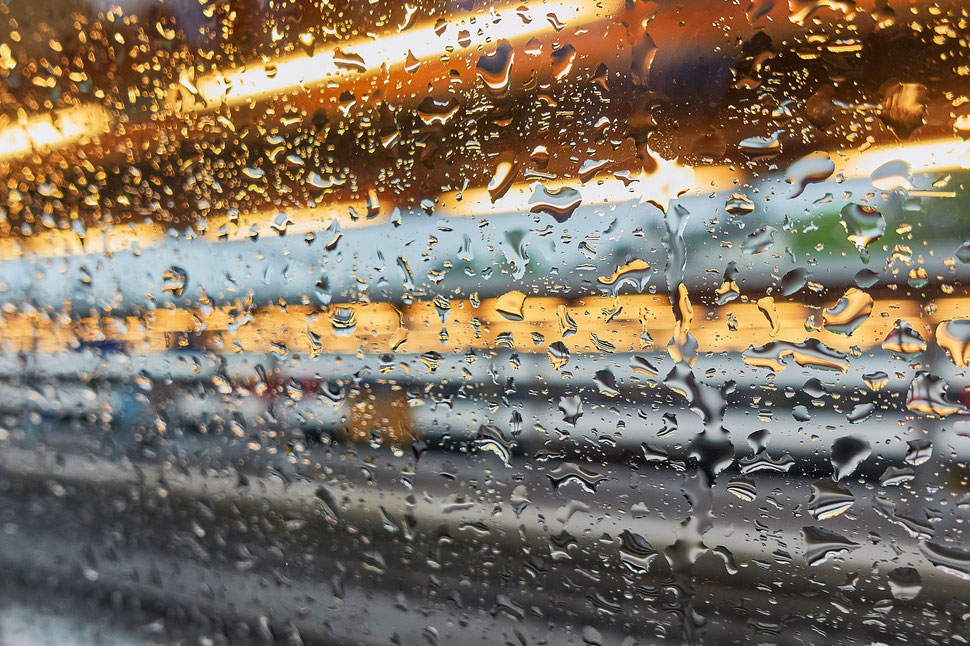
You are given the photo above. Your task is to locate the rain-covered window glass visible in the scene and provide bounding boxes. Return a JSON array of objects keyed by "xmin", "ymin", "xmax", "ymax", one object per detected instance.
[{"xmin": 1, "ymin": 0, "xmax": 970, "ymax": 644}]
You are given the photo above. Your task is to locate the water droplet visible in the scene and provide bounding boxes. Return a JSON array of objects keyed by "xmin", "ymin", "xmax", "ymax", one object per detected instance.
[
  {"xmin": 881, "ymin": 319, "xmax": 926, "ymax": 357},
  {"xmin": 831, "ymin": 435, "xmax": 871, "ymax": 480},
  {"xmin": 802, "ymin": 526, "xmax": 860, "ymax": 566},
  {"xmin": 739, "ymin": 132, "xmax": 781, "ymax": 158},
  {"xmin": 558, "ymin": 305, "xmax": 578, "ymax": 337},
  {"xmin": 808, "ymin": 479, "xmax": 854, "ymax": 519},
  {"xmin": 597, "ymin": 259, "xmax": 651, "ymax": 296},
  {"xmin": 887, "ymin": 567, "xmax": 922, "ymax": 600},
  {"xmin": 594, "ymin": 369, "xmax": 619, "ymax": 397},
  {"xmin": 474, "ymin": 424, "xmax": 513, "ymax": 466},
  {"xmin": 716, "ymin": 262, "xmax": 740, "ymax": 305},
  {"xmin": 487, "ymin": 161, "xmax": 518, "ymax": 202},
  {"xmin": 840, "ymin": 203, "xmax": 886, "ymax": 252},
  {"xmin": 630, "ymin": 355, "xmax": 658, "ymax": 377},
  {"xmin": 547, "ymin": 463, "xmax": 605, "ymax": 492},
  {"xmin": 854, "ymin": 268, "xmax": 879, "ymax": 288},
  {"xmin": 550, "ymin": 44, "xmax": 576, "ymax": 80},
  {"xmin": 870, "ymin": 160, "xmax": 914, "ymax": 191},
  {"xmin": 528, "ymin": 184, "xmax": 582, "ymax": 222},
  {"xmin": 558, "ymin": 395, "xmax": 583, "ymax": 425},
  {"xmin": 757, "ymin": 296, "xmax": 780, "ymax": 337},
  {"xmin": 780, "ymin": 267, "xmax": 809, "ymax": 296},
  {"xmin": 420, "ymin": 350, "xmax": 442, "ymax": 372},
  {"xmin": 880, "ymin": 465, "xmax": 915, "ymax": 486},
  {"xmin": 904, "ymin": 438, "xmax": 932, "ymax": 466},
  {"xmin": 906, "ymin": 371, "xmax": 969, "ymax": 418},
  {"xmin": 162, "ymin": 266, "xmax": 188, "ymax": 296},
  {"xmin": 936, "ymin": 319, "xmax": 970, "ymax": 366},
  {"xmin": 530, "ymin": 145, "xmax": 550, "ymax": 169},
  {"xmin": 920, "ymin": 541, "xmax": 970, "ymax": 580},
  {"xmin": 404, "ymin": 49, "xmax": 419, "ymax": 73},
  {"xmin": 863, "ymin": 370, "xmax": 889, "ymax": 390},
  {"xmin": 846, "ymin": 402, "xmax": 875, "ymax": 424},
  {"xmin": 416, "ymin": 97, "xmax": 460, "ymax": 125},
  {"xmin": 630, "ymin": 31, "xmax": 656, "ymax": 86},
  {"xmin": 664, "ymin": 364, "xmax": 728, "ymax": 429},
  {"xmin": 510, "ymin": 485, "xmax": 530, "ymax": 516},
  {"xmin": 619, "ymin": 530, "xmax": 658, "ymax": 574},
  {"xmin": 727, "ymin": 476, "xmax": 757, "ymax": 502},
  {"xmin": 803, "ymin": 378, "xmax": 826, "ymax": 399},
  {"xmin": 823, "ymin": 288, "xmax": 873, "ymax": 335},
  {"xmin": 476, "ymin": 40, "xmax": 514, "ymax": 98},
  {"xmin": 495, "ymin": 290, "xmax": 526, "ymax": 321},
  {"xmin": 330, "ymin": 308, "xmax": 357, "ymax": 335},
  {"xmin": 785, "ymin": 152, "xmax": 834, "ymax": 198},
  {"xmin": 741, "ymin": 225, "xmax": 777, "ymax": 254},
  {"xmin": 955, "ymin": 241, "xmax": 970, "ymax": 264},
  {"xmin": 548, "ymin": 341, "xmax": 569, "ymax": 370},
  {"xmin": 746, "ymin": 0, "xmax": 775, "ymax": 24},
  {"xmin": 880, "ymin": 81, "xmax": 928, "ymax": 140},
  {"xmin": 907, "ymin": 266, "xmax": 928, "ymax": 289},
  {"xmin": 744, "ymin": 339, "xmax": 849, "ymax": 372}
]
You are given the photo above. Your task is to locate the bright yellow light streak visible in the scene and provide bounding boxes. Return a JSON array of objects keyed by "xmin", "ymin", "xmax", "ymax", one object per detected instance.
[
  {"xmin": 0, "ymin": 104, "xmax": 109, "ymax": 161},
  {"xmin": 436, "ymin": 162, "xmax": 732, "ymax": 218},
  {"xmin": 839, "ymin": 137, "xmax": 970, "ymax": 180},
  {"xmin": 179, "ymin": 0, "xmax": 618, "ymax": 110}
]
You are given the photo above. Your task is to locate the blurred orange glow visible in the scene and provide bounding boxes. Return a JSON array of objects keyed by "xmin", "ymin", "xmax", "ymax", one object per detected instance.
[{"xmin": 176, "ymin": 0, "xmax": 620, "ymax": 111}]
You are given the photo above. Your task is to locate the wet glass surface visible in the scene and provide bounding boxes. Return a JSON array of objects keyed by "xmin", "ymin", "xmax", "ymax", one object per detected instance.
[{"xmin": 0, "ymin": 0, "xmax": 969, "ymax": 644}]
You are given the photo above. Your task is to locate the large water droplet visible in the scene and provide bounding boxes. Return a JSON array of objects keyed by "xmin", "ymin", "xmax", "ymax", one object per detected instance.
[
  {"xmin": 739, "ymin": 132, "xmax": 781, "ymax": 158},
  {"xmin": 725, "ymin": 193, "xmax": 754, "ymax": 217},
  {"xmin": 840, "ymin": 203, "xmax": 886, "ymax": 252},
  {"xmin": 906, "ymin": 371, "xmax": 969, "ymax": 418},
  {"xmin": 619, "ymin": 530, "xmax": 658, "ymax": 574},
  {"xmin": 880, "ymin": 81, "xmax": 928, "ymax": 140},
  {"xmin": 802, "ymin": 526, "xmax": 860, "ymax": 566},
  {"xmin": 416, "ymin": 97, "xmax": 460, "ymax": 125},
  {"xmin": 547, "ymin": 463, "xmax": 605, "ymax": 492},
  {"xmin": 550, "ymin": 44, "xmax": 576, "ymax": 80},
  {"xmin": 474, "ymin": 424, "xmax": 513, "ymax": 466},
  {"xmin": 785, "ymin": 152, "xmax": 834, "ymax": 198},
  {"xmin": 162, "ymin": 266, "xmax": 188, "ymax": 296},
  {"xmin": 330, "ymin": 308, "xmax": 358, "ymax": 335},
  {"xmin": 548, "ymin": 341, "xmax": 569, "ymax": 371},
  {"xmin": 888, "ymin": 567, "xmax": 922, "ymax": 600},
  {"xmin": 870, "ymin": 160, "xmax": 914, "ymax": 191},
  {"xmin": 822, "ymin": 288, "xmax": 873, "ymax": 335},
  {"xmin": 808, "ymin": 479, "xmax": 854, "ymax": 519},
  {"xmin": 744, "ymin": 339, "xmax": 849, "ymax": 372},
  {"xmin": 881, "ymin": 319, "xmax": 926, "ymax": 357},
  {"xmin": 476, "ymin": 40, "xmax": 514, "ymax": 98},
  {"xmin": 831, "ymin": 435, "xmax": 871, "ymax": 480},
  {"xmin": 597, "ymin": 259, "xmax": 651, "ymax": 296},
  {"xmin": 558, "ymin": 395, "xmax": 583, "ymax": 425},
  {"xmin": 727, "ymin": 476, "xmax": 757, "ymax": 502},
  {"xmin": 741, "ymin": 226, "xmax": 777, "ymax": 254},
  {"xmin": 528, "ymin": 184, "xmax": 582, "ymax": 222},
  {"xmin": 495, "ymin": 290, "xmax": 526, "ymax": 321},
  {"xmin": 487, "ymin": 161, "xmax": 518, "ymax": 202},
  {"xmin": 780, "ymin": 267, "xmax": 809, "ymax": 296},
  {"xmin": 920, "ymin": 541, "xmax": 970, "ymax": 580},
  {"xmin": 936, "ymin": 319, "xmax": 970, "ymax": 366}
]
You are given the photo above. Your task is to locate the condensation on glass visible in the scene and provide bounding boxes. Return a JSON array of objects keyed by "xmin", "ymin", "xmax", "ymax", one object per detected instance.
[{"xmin": 0, "ymin": 0, "xmax": 967, "ymax": 644}]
